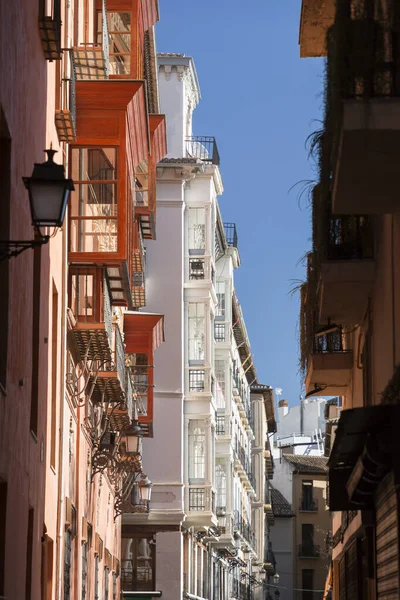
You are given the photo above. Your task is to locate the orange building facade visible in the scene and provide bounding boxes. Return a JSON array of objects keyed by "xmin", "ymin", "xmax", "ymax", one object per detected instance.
[
  {"xmin": 299, "ymin": 1, "xmax": 400, "ymax": 598},
  {"xmin": 0, "ymin": 1, "xmax": 166, "ymax": 599}
]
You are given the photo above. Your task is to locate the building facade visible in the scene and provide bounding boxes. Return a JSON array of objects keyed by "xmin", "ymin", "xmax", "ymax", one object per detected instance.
[
  {"xmin": 131, "ymin": 52, "xmax": 277, "ymax": 600},
  {"xmin": 270, "ymin": 398, "xmax": 330, "ymax": 600},
  {"xmin": 299, "ymin": 0, "xmax": 400, "ymax": 598},
  {"xmin": 0, "ymin": 1, "xmax": 167, "ymax": 599}
]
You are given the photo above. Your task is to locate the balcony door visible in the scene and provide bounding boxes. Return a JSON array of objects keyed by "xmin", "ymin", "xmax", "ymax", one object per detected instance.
[
  {"xmin": 302, "ymin": 480, "xmax": 313, "ymax": 510},
  {"xmin": 302, "ymin": 523, "xmax": 314, "ymax": 555},
  {"xmin": 121, "ymin": 535, "xmax": 155, "ymax": 591}
]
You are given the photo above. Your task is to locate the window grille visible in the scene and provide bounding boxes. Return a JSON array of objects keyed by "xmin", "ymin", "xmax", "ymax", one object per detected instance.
[
  {"xmin": 189, "ymin": 258, "xmax": 205, "ymax": 280},
  {"xmin": 214, "ymin": 322, "xmax": 225, "ymax": 342},
  {"xmin": 112, "ymin": 572, "xmax": 117, "ymax": 600},
  {"xmin": 95, "ymin": 556, "xmax": 99, "ymax": 600},
  {"xmin": 104, "ymin": 567, "xmax": 109, "ymax": 600},
  {"xmin": 189, "ymin": 488, "xmax": 205, "ymax": 511},
  {"xmin": 216, "ymin": 415, "xmax": 225, "ymax": 435},
  {"xmin": 64, "ymin": 530, "xmax": 72, "ymax": 600},
  {"xmin": 189, "ymin": 370, "xmax": 205, "ymax": 392},
  {"xmin": 82, "ymin": 542, "xmax": 88, "ymax": 600}
]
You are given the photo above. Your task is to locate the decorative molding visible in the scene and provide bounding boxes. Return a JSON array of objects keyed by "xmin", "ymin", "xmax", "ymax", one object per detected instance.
[{"xmin": 153, "ymin": 391, "xmax": 184, "ymax": 399}]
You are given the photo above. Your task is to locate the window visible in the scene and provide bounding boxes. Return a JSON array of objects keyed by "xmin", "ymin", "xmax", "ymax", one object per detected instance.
[
  {"xmin": 301, "ymin": 524, "xmax": 315, "ymax": 557},
  {"xmin": 302, "ymin": 569, "xmax": 314, "ymax": 600},
  {"xmin": 94, "ymin": 556, "xmax": 99, "ymax": 600},
  {"xmin": 189, "ymin": 420, "xmax": 206, "ymax": 483},
  {"xmin": 104, "ymin": 567, "xmax": 109, "ymax": 600},
  {"xmin": 215, "ymin": 462, "xmax": 226, "ymax": 511},
  {"xmin": 215, "ymin": 281, "xmax": 225, "ymax": 319},
  {"xmin": 215, "ymin": 360, "xmax": 225, "ymax": 408},
  {"xmin": 188, "ymin": 303, "xmax": 205, "ymax": 362},
  {"xmin": 301, "ymin": 481, "xmax": 315, "ymax": 511},
  {"xmin": 121, "ymin": 536, "xmax": 155, "ymax": 591},
  {"xmin": 188, "ymin": 208, "xmax": 206, "ymax": 253},
  {"xmin": 82, "ymin": 542, "xmax": 87, "ymax": 600},
  {"xmin": 70, "ymin": 148, "xmax": 118, "ymax": 254}
]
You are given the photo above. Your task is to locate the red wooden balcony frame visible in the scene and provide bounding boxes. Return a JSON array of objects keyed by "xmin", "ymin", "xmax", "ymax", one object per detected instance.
[{"xmin": 123, "ymin": 312, "xmax": 164, "ymax": 435}]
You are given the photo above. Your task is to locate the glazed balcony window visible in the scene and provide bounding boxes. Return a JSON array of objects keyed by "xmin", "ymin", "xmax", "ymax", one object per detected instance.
[
  {"xmin": 95, "ymin": 4, "xmax": 145, "ymax": 79},
  {"xmin": 134, "ymin": 161, "xmax": 149, "ymax": 207},
  {"xmin": 70, "ymin": 148, "xmax": 118, "ymax": 254},
  {"xmin": 104, "ymin": 12, "xmax": 133, "ymax": 76}
]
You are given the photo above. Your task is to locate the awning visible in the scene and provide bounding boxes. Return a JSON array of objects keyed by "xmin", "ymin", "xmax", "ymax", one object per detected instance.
[{"xmin": 328, "ymin": 405, "xmax": 400, "ymax": 511}]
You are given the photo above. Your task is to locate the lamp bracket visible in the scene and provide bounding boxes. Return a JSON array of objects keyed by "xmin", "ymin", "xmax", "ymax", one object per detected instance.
[{"xmin": 0, "ymin": 236, "xmax": 50, "ymax": 262}]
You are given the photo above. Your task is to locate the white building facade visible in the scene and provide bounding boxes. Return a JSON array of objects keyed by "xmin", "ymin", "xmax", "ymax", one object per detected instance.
[{"xmin": 128, "ymin": 53, "xmax": 276, "ymax": 600}]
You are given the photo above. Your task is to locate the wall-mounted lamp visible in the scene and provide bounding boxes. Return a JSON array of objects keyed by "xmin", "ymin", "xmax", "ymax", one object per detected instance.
[{"xmin": 0, "ymin": 148, "xmax": 74, "ymax": 261}]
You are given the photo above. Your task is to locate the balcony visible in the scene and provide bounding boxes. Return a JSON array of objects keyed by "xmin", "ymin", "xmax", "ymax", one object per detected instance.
[
  {"xmin": 299, "ymin": 0, "xmax": 335, "ymax": 57},
  {"xmin": 185, "ymin": 485, "xmax": 217, "ymax": 527},
  {"xmin": 55, "ymin": 52, "xmax": 77, "ymax": 143},
  {"xmin": 234, "ymin": 441, "xmax": 256, "ymax": 496},
  {"xmin": 233, "ymin": 511, "xmax": 256, "ymax": 551},
  {"xmin": 319, "ymin": 215, "xmax": 374, "ymax": 325},
  {"xmin": 67, "ymin": 267, "xmax": 113, "ymax": 364},
  {"xmin": 38, "ymin": 0, "xmax": 62, "ymax": 60},
  {"xmin": 328, "ymin": 13, "xmax": 400, "ymax": 214},
  {"xmin": 305, "ymin": 328, "xmax": 353, "ymax": 397},
  {"xmin": 107, "ymin": 369, "xmax": 135, "ymax": 431},
  {"xmin": 263, "ymin": 548, "xmax": 276, "ymax": 575},
  {"xmin": 88, "ymin": 322, "xmax": 126, "ymax": 404},
  {"xmin": 124, "ymin": 313, "xmax": 165, "ymax": 437},
  {"xmin": 298, "ymin": 543, "xmax": 321, "ymax": 558},
  {"xmin": 224, "ymin": 223, "xmax": 238, "ymax": 249},
  {"xmin": 299, "ymin": 497, "xmax": 318, "ymax": 512},
  {"xmin": 264, "ymin": 498, "xmax": 275, "ymax": 527},
  {"xmin": 186, "ymin": 136, "xmax": 220, "ymax": 166}
]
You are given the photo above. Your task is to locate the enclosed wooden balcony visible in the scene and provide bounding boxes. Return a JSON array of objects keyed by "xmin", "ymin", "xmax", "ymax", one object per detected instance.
[
  {"xmin": 67, "ymin": 267, "xmax": 113, "ymax": 363},
  {"xmin": 123, "ymin": 312, "xmax": 164, "ymax": 437},
  {"xmin": 95, "ymin": 0, "xmax": 159, "ymax": 80},
  {"xmin": 329, "ymin": 13, "xmax": 400, "ymax": 214},
  {"xmin": 319, "ymin": 215, "xmax": 374, "ymax": 325},
  {"xmin": 305, "ymin": 328, "xmax": 353, "ymax": 397},
  {"xmin": 69, "ymin": 79, "xmax": 150, "ymax": 307},
  {"xmin": 107, "ymin": 369, "xmax": 135, "ymax": 431},
  {"xmin": 299, "ymin": 0, "xmax": 335, "ymax": 57},
  {"xmin": 55, "ymin": 52, "xmax": 77, "ymax": 143},
  {"xmin": 89, "ymin": 323, "xmax": 127, "ymax": 404}
]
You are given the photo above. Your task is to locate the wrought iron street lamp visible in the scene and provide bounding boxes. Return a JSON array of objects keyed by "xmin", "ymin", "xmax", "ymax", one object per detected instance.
[{"xmin": 0, "ymin": 148, "xmax": 74, "ymax": 261}]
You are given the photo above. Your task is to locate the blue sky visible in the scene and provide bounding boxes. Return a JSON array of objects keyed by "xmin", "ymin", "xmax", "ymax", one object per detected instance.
[{"xmin": 156, "ymin": 0, "xmax": 324, "ymax": 405}]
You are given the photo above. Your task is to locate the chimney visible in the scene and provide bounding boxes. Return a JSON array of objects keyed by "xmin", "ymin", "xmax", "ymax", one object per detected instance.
[{"xmin": 278, "ymin": 399, "xmax": 289, "ymax": 421}]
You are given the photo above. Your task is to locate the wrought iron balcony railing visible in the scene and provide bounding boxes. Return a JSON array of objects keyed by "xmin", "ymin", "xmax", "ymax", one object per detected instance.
[
  {"xmin": 186, "ymin": 136, "xmax": 220, "ymax": 166},
  {"xmin": 298, "ymin": 543, "xmax": 321, "ymax": 558},
  {"xmin": 224, "ymin": 222, "xmax": 238, "ymax": 248},
  {"xmin": 313, "ymin": 327, "xmax": 350, "ymax": 354},
  {"xmin": 326, "ymin": 215, "xmax": 374, "ymax": 261},
  {"xmin": 188, "ymin": 486, "xmax": 216, "ymax": 513}
]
